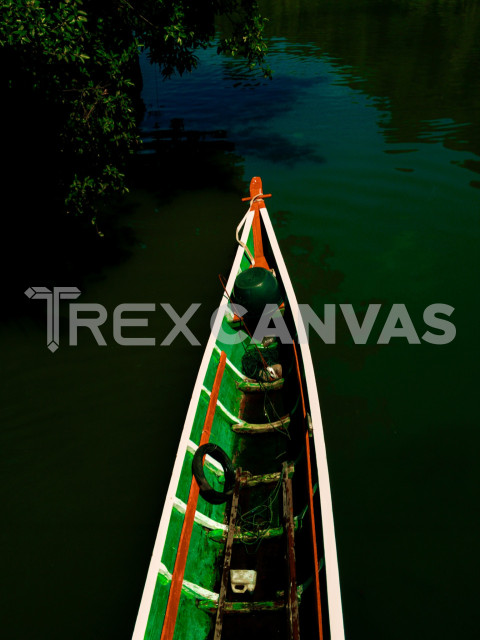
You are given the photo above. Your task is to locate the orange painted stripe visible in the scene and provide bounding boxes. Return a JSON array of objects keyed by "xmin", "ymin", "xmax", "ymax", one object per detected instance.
[
  {"xmin": 251, "ymin": 206, "xmax": 269, "ymax": 270},
  {"xmin": 198, "ymin": 350, "xmax": 227, "ymax": 447},
  {"xmin": 160, "ymin": 350, "xmax": 227, "ymax": 640},
  {"xmin": 249, "ymin": 177, "xmax": 270, "ymax": 270},
  {"xmin": 293, "ymin": 341, "xmax": 324, "ymax": 640}
]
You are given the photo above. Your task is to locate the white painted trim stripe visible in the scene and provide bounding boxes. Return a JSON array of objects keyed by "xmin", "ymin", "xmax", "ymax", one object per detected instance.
[
  {"xmin": 131, "ymin": 211, "xmax": 254, "ymax": 640},
  {"xmin": 172, "ymin": 497, "xmax": 228, "ymax": 531},
  {"xmin": 213, "ymin": 344, "xmax": 245, "ymax": 380},
  {"xmin": 186, "ymin": 440, "xmax": 224, "ymax": 475},
  {"xmin": 157, "ymin": 563, "xmax": 219, "ymax": 602},
  {"xmin": 260, "ymin": 206, "xmax": 345, "ymax": 640},
  {"xmin": 201, "ymin": 385, "xmax": 241, "ymax": 425}
]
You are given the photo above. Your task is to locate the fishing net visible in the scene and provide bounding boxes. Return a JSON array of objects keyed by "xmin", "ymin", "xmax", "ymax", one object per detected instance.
[{"xmin": 241, "ymin": 344, "xmax": 280, "ymax": 380}]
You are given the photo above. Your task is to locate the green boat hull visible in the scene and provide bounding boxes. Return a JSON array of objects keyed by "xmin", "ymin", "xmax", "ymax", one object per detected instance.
[{"xmin": 132, "ymin": 178, "xmax": 344, "ymax": 640}]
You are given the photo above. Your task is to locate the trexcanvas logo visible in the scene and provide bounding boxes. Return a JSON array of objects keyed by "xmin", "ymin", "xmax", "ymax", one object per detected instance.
[
  {"xmin": 24, "ymin": 286, "xmax": 81, "ymax": 352},
  {"xmin": 24, "ymin": 286, "xmax": 456, "ymax": 352}
]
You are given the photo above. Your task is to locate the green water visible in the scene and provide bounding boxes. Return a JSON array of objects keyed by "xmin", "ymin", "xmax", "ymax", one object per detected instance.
[{"xmin": 1, "ymin": 1, "xmax": 479, "ymax": 638}]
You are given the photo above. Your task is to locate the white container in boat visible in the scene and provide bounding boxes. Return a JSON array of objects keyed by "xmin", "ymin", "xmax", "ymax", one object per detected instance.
[{"xmin": 230, "ymin": 569, "xmax": 257, "ymax": 593}]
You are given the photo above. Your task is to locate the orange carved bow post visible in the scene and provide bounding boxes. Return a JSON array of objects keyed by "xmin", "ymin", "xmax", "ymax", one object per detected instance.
[{"xmin": 242, "ymin": 176, "xmax": 272, "ymax": 270}]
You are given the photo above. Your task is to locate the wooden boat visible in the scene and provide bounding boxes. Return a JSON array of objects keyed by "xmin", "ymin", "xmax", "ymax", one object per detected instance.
[{"xmin": 132, "ymin": 177, "xmax": 345, "ymax": 640}]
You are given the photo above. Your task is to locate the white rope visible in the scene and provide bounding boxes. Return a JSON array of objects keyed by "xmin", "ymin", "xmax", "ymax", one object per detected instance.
[
  {"xmin": 236, "ymin": 211, "xmax": 255, "ymax": 265},
  {"xmin": 236, "ymin": 192, "xmax": 265, "ymax": 266}
]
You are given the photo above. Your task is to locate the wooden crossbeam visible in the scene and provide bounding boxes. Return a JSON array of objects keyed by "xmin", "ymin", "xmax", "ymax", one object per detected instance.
[
  {"xmin": 199, "ymin": 599, "xmax": 286, "ymax": 614},
  {"xmin": 207, "ymin": 518, "xmax": 299, "ymax": 543},
  {"xmin": 231, "ymin": 414, "xmax": 290, "ymax": 433},
  {"xmin": 236, "ymin": 378, "xmax": 284, "ymax": 393}
]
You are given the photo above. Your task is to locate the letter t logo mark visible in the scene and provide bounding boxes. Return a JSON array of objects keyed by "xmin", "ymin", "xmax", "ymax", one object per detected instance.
[{"xmin": 24, "ymin": 286, "xmax": 81, "ymax": 352}]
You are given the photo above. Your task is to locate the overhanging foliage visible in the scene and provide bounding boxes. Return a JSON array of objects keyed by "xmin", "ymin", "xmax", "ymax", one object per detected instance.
[{"xmin": 0, "ymin": 0, "xmax": 270, "ymax": 225}]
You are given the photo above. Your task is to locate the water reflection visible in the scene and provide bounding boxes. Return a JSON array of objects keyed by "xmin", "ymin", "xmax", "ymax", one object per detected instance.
[
  {"xmin": 235, "ymin": 128, "xmax": 325, "ymax": 165},
  {"xmin": 261, "ymin": 0, "xmax": 480, "ymax": 158},
  {"xmin": 140, "ymin": 118, "xmax": 234, "ymax": 155}
]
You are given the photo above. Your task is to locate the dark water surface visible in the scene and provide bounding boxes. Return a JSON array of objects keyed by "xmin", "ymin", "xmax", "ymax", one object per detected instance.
[{"xmin": 1, "ymin": 1, "xmax": 479, "ymax": 638}]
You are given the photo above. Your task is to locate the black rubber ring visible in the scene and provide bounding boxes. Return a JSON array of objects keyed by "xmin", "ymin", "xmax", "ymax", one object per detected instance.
[{"xmin": 192, "ymin": 443, "xmax": 235, "ymax": 504}]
